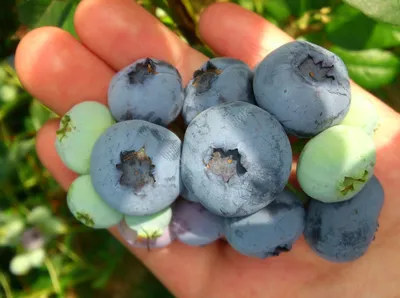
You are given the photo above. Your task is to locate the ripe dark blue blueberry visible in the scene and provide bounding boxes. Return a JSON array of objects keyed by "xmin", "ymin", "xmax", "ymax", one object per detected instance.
[
  {"xmin": 304, "ymin": 175, "xmax": 384, "ymax": 263},
  {"xmin": 171, "ymin": 200, "xmax": 224, "ymax": 246},
  {"xmin": 90, "ymin": 120, "xmax": 181, "ymax": 216},
  {"xmin": 224, "ymin": 189, "xmax": 305, "ymax": 259},
  {"xmin": 182, "ymin": 58, "xmax": 255, "ymax": 125},
  {"xmin": 180, "ymin": 185, "xmax": 199, "ymax": 202},
  {"xmin": 181, "ymin": 101, "xmax": 292, "ymax": 217},
  {"xmin": 108, "ymin": 58, "xmax": 183, "ymax": 126},
  {"xmin": 253, "ymin": 41, "xmax": 351, "ymax": 137}
]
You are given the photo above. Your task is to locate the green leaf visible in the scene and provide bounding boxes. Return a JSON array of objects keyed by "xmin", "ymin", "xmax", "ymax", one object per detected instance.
[
  {"xmin": 40, "ymin": 218, "xmax": 68, "ymax": 236},
  {"xmin": 36, "ymin": 1, "xmax": 73, "ymax": 28},
  {"xmin": 343, "ymin": 0, "xmax": 400, "ymax": 26},
  {"xmin": 17, "ymin": 0, "xmax": 75, "ymax": 29},
  {"xmin": 297, "ymin": 31, "xmax": 326, "ymax": 45},
  {"xmin": 0, "ymin": 0, "xmax": 19, "ymax": 47},
  {"xmin": 330, "ymin": 46, "xmax": 400, "ymax": 89},
  {"xmin": 29, "ymin": 100, "xmax": 56, "ymax": 132},
  {"xmin": 264, "ymin": 0, "xmax": 334, "ymax": 20},
  {"xmin": 264, "ymin": 0, "xmax": 292, "ymax": 22},
  {"xmin": 326, "ymin": 4, "xmax": 400, "ymax": 50},
  {"xmin": 17, "ymin": 0, "xmax": 48, "ymax": 27},
  {"xmin": 0, "ymin": 66, "xmax": 7, "ymax": 82},
  {"xmin": 27, "ymin": 206, "xmax": 52, "ymax": 225},
  {"xmin": 17, "ymin": 0, "xmax": 53, "ymax": 27},
  {"xmin": 0, "ymin": 217, "xmax": 25, "ymax": 246},
  {"xmin": 61, "ymin": 1, "xmax": 80, "ymax": 38},
  {"xmin": 253, "ymin": 0, "xmax": 264, "ymax": 14},
  {"xmin": 0, "ymin": 156, "xmax": 15, "ymax": 188},
  {"xmin": 236, "ymin": 0, "xmax": 255, "ymax": 12},
  {"xmin": 8, "ymin": 139, "xmax": 35, "ymax": 163}
]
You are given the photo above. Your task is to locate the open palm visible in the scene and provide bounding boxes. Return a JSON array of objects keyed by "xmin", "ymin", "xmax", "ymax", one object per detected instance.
[{"xmin": 15, "ymin": 1, "xmax": 400, "ymax": 297}]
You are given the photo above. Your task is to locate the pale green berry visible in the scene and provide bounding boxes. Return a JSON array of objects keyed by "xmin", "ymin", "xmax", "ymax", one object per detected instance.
[
  {"xmin": 297, "ymin": 125, "xmax": 376, "ymax": 203},
  {"xmin": 67, "ymin": 175, "xmax": 123, "ymax": 229},
  {"xmin": 124, "ymin": 207, "xmax": 172, "ymax": 239},
  {"xmin": 55, "ymin": 101, "xmax": 115, "ymax": 174},
  {"xmin": 340, "ymin": 95, "xmax": 380, "ymax": 136},
  {"xmin": 10, "ymin": 254, "xmax": 31, "ymax": 276}
]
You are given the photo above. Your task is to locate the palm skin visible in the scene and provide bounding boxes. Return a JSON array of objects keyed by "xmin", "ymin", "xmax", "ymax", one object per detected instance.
[{"xmin": 15, "ymin": 1, "xmax": 400, "ymax": 297}]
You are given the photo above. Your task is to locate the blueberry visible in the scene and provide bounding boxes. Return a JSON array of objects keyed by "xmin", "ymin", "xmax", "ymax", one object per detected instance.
[
  {"xmin": 90, "ymin": 120, "xmax": 181, "ymax": 216},
  {"xmin": 224, "ymin": 189, "xmax": 305, "ymax": 259},
  {"xmin": 182, "ymin": 58, "xmax": 255, "ymax": 125},
  {"xmin": 108, "ymin": 58, "xmax": 183, "ymax": 126},
  {"xmin": 124, "ymin": 207, "xmax": 172, "ymax": 239},
  {"xmin": 340, "ymin": 94, "xmax": 380, "ymax": 136},
  {"xmin": 67, "ymin": 175, "xmax": 123, "ymax": 228},
  {"xmin": 304, "ymin": 175, "xmax": 384, "ymax": 263},
  {"xmin": 180, "ymin": 184, "xmax": 199, "ymax": 202},
  {"xmin": 55, "ymin": 101, "xmax": 115, "ymax": 174},
  {"xmin": 118, "ymin": 220, "xmax": 175, "ymax": 249},
  {"xmin": 253, "ymin": 41, "xmax": 351, "ymax": 138},
  {"xmin": 297, "ymin": 125, "xmax": 376, "ymax": 203},
  {"xmin": 181, "ymin": 101, "xmax": 292, "ymax": 217},
  {"xmin": 171, "ymin": 199, "xmax": 224, "ymax": 246}
]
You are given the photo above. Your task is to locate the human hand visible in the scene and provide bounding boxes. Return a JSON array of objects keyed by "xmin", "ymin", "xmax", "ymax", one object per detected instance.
[{"xmin": 15, "ymin": 1, "xmax": 400, "ymax": 297}]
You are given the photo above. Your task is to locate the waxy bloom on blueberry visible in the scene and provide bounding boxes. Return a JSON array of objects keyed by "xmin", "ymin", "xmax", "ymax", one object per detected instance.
[
  {"xmin": 253, "ymin": 41, "xmax": 351, "ymax": 137},
  {"xmin": 108, "ymin": 58, "xmax": 183, "ymax": 126},
  {"xmin": 183, "ymin": 57, "xmax": 255, "ymax": 125},
  {"xmin": 90, "ymin": 120, "xmax": 181, "ymax": 216},
  {"xmin": 304, "ymin": 176, "xmax": 384, "ymax": 262},
  {"xmin": 181, "ymin": 101, "xmax": 292, "ymax": 217}
]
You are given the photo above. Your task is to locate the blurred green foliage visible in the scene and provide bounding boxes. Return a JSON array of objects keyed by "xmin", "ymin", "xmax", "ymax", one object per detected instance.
[{"xmin": 0, "ymin": 0, "xmax": 399, "ymax": 297}]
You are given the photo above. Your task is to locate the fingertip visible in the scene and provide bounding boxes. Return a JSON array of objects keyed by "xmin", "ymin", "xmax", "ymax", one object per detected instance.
[
  {"xmin": 36, "ymin": 119, "xmax": 78, "ymax": 191},
  {"xmin": 198, "ymin": 2, "xmax": 242, "ymax": 35},
  {"xmin": 199, "ymin": 2, "xmax": 291, "ymax": 67},
  {"xmin": 35, "ymin": 118, "xmax": 59, "ymax": 155},
  {"xmin": 15, "ymin": 25, "xmax": 113, "ymax": 115},
  {"xmin": 16, "ymin": 27, "xmax": 68, "ymax": 99},
  {"xmin": 198, "ymin": 3, "xmax": 241, "ymax": 57}
]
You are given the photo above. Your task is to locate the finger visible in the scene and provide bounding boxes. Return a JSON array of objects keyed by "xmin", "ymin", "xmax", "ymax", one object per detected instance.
[
  {"xmin": 108, "ymin": 227, "xmax": 223, "ymax": 298},
  {"xmin": 15, "ymin": 27, "xmax": 114, "ymax": 115},
  {"xmin": 198, "ymin": 3, "xmax": 400, "ymax": 148},
  {"xmin": 199, "ymin": 3, "xmax": 292, "ymax": 68},
  {"xmin": 74, "ymin": 0, "xmax": 206, "ymax": 84},
  {"xmin": 36, "ymin": 120, "xmax": 222, "ymax": 298}
]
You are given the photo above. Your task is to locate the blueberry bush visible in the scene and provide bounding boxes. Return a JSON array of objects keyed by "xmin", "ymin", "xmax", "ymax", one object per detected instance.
[{"xmin": 0, "ymin": 0, "xmax": 399, "ymax": 297}]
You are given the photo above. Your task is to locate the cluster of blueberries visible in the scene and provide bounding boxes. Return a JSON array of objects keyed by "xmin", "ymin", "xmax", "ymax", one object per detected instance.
[{"xmin": 56, "ymin": 41, "xmax": 384, "ymax": 263}]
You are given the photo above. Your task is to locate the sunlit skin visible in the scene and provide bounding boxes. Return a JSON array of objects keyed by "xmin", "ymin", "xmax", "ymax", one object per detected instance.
[{"xmin": 15, "ymin": 1, "xmax": 400, "ymax": 297}]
